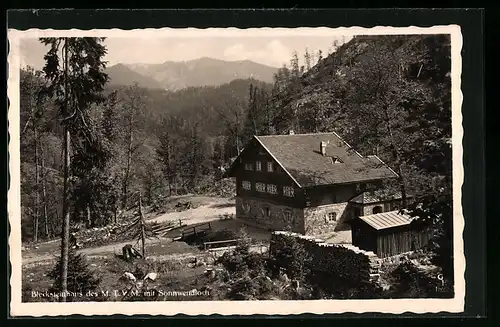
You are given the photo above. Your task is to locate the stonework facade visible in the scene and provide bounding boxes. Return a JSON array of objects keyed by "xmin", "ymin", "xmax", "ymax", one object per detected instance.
[
  {"xmin": 270, "ymin": 231, "xmax": 382, "ymax": 286},
  {"xmin": 236, "ymin": 195, "xmax": 403, "ymax": 237},
  {"xmin": 226, "ymin": 133, "xmax": 400, "ymax": 239},
  {"xmin": 235, "ymin": 196, "xmax": 305, "ymax": 234},
  {"xmin": 361, "ymin": 200, "xmax": 401, "ymax": 216},
  {"xmin": 303, "ymin": 202, "xmax": 350, "ymax": 235},
  {"xmin": 236, "ymin": 196, "xmax": 365, "ymax": 236}
]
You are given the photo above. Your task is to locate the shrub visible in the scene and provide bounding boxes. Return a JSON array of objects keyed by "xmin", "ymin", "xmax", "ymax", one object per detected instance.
[
  {"xmin": 217, "ymin": 251, "xmax": 248, "ymax": 275},
  {"xmin": 269, "ymin": 234, "xmax": 312, "ymax": 281},
  {"xmin": 234, "ymin": 227, "xmax": 251, "ymax": 254},
  {"xmin": 48, "ymin": 247, "xmax": 101, "ymax": 301},
  {"xmin": 386, "ymin": 261, "xmax": 445, "ymax": 298},
  {"xmin": 226, "ymin": 274, "xmax": 256, "ymax": 300}
]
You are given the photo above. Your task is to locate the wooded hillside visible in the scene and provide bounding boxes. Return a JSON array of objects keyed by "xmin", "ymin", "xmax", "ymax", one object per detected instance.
[{"xmin": 20, "ymin": 35, "xmax": 452, "ymax": 268}]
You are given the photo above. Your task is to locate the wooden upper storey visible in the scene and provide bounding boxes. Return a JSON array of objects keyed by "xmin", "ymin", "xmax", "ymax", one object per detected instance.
[{"xmin": 225, "ymin": 133, "xmax": 398, "ymax": 208}]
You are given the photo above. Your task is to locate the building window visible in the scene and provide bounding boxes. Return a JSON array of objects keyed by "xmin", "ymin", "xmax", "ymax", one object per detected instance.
[
  {"xmin": 244, "ymin": 163, "xmax": 253, "ymax": 171},
  {"xmin": 242, "ymin": 201, "xmax": 251, "ymax": 214},
  {"xmin": 283, "ymin": 210, "xmax": 293, "ymax": 224},
  {"xmin": 266, "ymin": 184, "xmax": 278, "ymax": 194},
  {"xmin": 372, "ymin": 206, "xmax": 383, "ymax": 214},
  {"xmin": 256, "ymin": 161, "xmax": 262, "ymax": 171},
  {"xmin": 263, "ymin": 207, "xmax": 271, "ymax": 217},
  {"xmin": 327, "ymin": 212, "xmax": 337, "ymax": 222},
  {"xmin": 267, "ymin": 162, "xmax": 274, "ymax": 172},
  {"xmin": 256, "ymin": 182, "xmax": 266, "ymax": 192},
  {"xmin": 283, "ymin": 186, "xmax": 294, "ymax": 197},
  {"xmin": 241, "ymin": 180, "xmax": 251, "ymax": 190}
]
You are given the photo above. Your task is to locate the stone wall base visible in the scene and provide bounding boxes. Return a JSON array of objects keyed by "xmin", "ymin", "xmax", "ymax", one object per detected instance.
[
  {"xmin": 235, "ymin": 196, "xmax": 305, "ymax": 234},
  {"xmin": 304, "ymin": 202, "xmax": 350, "ymax": 235}
]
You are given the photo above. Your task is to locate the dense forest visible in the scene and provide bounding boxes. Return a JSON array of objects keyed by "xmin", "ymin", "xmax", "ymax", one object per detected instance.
[
  {"xmin": 19, "ymin": 35, "xmax": 453, "ymax": 290},
  {"xmin": 20, "ymin": 70, "xmax": 272, "ymax": 240}
]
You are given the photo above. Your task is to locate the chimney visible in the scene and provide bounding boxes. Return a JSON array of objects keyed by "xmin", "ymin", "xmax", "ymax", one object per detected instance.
[
  {"xmin": 289, "ymin": 130, "xmax": 295, "ymax": 135},
  {"xmin": 320, "ymin": 141, "xmax": 327, "ymax": 156}
]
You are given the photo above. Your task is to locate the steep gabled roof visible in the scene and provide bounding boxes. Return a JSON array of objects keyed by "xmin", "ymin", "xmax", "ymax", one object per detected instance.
[{"xmin": 253, "ymin": 132, "xmax": 398, "ymax": 188}]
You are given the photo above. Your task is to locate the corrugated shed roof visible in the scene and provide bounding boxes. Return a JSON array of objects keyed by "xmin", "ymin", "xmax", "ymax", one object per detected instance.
[
  {"xmin": 350, "ymin": 189, "xmax": 403, "ymax": 204},
  {"xmin": 358, "ymin": 210, "xmax": 413, "ymax": 230},
  {"xmin": 255, "ymin": 133, "xmax": 398, "ymax": 187}
]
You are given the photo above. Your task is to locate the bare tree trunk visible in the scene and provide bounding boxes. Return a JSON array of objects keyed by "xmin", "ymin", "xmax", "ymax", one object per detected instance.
[
  {"xmin": 122, "ymin": 112, "xmax": 133, "ymax": 208},
  {"xmin": 138, "ymin": 193, "xmax": 145, "ymax": 258},
  {"xmin": 59, "ymin": 39, "xmax": 70, "ymax": 301},
  {"xmin": 165, "ymin": 137, "xmax": 173, "ymax": 197},
  {"xmin": 41, "ymin": 154, "xmax": 49, "ymax": 238},
  {"xmin": 60, "ymin": 127, "xmax": 71, "ymax": 301},
  {"xmin": 86, "ymin": 205, "xmax": 91, "ymax": 228},
  {"xmin": 383, "ymin": 105, "xmax": 408, "ymax": 206},
  {"xmin": 235, "ymin": 116, "xmax": 241, "ymax": 155},
  {"xmin": 33, "ymin": 100, "xmax": 40, "ymax": 243},
  {"xmin": 190, "ymin": 124, "xmax": 200, "ymax": 190}
]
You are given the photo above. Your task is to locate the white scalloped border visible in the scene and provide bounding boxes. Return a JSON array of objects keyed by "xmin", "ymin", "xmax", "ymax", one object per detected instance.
[{"xmin": 7, "ymin": 25, "xmax": 465, "ymax": 317}]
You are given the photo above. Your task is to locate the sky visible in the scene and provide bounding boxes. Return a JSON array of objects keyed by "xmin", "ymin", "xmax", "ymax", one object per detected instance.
[{"xmin": 19, "ymin": 34, "xmax": 352, "ymax": 69}]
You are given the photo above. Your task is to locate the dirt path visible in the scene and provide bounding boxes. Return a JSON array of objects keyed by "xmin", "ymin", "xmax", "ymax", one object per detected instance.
[
  {"xmin": 147, "ymin": 200, "xmax": 235, "ymax": 225},
  {"xmin": 22, "ymin": 198, "xmax": 237, "ymax": 265}
]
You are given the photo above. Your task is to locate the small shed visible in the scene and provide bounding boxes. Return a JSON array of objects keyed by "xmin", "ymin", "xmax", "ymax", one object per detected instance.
[{"xmin": 349, "ymin": 210, "xmax": 432, "ymax": 258}]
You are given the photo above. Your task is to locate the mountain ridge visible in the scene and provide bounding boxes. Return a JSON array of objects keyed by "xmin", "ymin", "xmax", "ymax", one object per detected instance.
[{"xmin": 106, "ymin": 57, "xmax": 279, "ymax": 91}]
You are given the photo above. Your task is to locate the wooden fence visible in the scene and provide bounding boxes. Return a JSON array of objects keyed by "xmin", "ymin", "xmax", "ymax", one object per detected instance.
[
  {"xmin": 203, "ymin": 238, "xmax": 242, "ymax": 250},
  {"xmin": 204, "ymin": 239, "xmax": 269, "ymax": 255},
  {"xmin": 180, "ymin": 222, "xmax": 212, "ymax": 239},
  {"xmin": 150, "ymin": 219, "xmax": 185, "ymax": 236}
]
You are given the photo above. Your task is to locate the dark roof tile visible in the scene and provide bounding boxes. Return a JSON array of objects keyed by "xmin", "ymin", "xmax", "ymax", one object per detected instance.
[{"xmin": 255, "ymin": 133, "xmax": 398, "ymax": 187}]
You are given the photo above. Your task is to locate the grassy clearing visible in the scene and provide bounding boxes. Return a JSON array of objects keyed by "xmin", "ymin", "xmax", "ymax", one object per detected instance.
[{"xmin": 22, "ymin": 252, "xmax": 216, "ymax": 302}]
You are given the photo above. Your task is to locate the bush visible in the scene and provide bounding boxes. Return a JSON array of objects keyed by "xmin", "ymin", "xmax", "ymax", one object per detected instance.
[
  {"xmin": 217, "ymin": 251, "xmax": 249, "ymax": 276},
  {"xmin": 234, "ymin": 227, "xmax": 251, "ymax": 254},
  {"xmin": 269, "ymin": 235, "xmax": 312, "ymax": 281},
  {"xmin": 385, "ymin": 261, "xmax": 447, "ymax": 298},
  {"xmin": 226, "ymin": 274, "xmax": 256, "ymax": 300},
  {"xmin": 48, "ymin": 247, "xmax": 101, "ymax": 301}
]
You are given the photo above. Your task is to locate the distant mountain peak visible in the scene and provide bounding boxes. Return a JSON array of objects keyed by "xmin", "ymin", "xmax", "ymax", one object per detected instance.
[
  {"xmin": 106, "ymin": 58, "xmax": 278, "ymax": 90},
  {"xmin": 193, "ymin": 56, "xmax": 219, "ymax": 61}
]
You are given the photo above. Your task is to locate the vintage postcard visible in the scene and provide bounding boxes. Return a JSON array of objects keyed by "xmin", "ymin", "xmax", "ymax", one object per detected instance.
[{"xmin": 8, "ymin": 25, "xmax": 465, "ymax": 316}]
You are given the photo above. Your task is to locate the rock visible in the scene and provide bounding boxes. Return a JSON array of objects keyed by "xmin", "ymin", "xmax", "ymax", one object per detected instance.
[
  {"xmin": 144, "ymin": 272, "xmax": 157, "ymax": 281},
  {"xmin": 204, "ymin": 268, "xmax": 215, "ymax": 278},
  {"xmin": 120, "ymin": 272, "xmax": 136, "ymax": 283}
]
